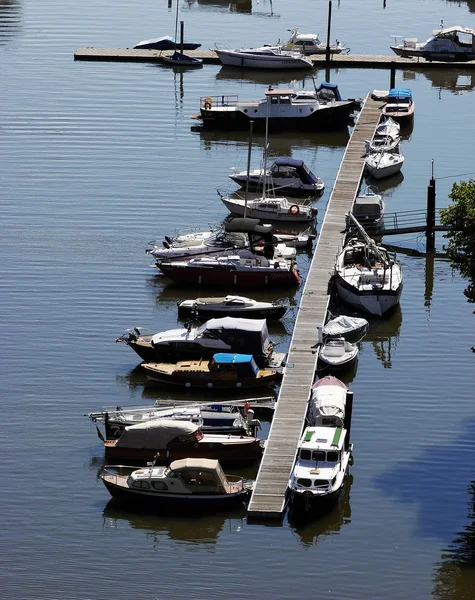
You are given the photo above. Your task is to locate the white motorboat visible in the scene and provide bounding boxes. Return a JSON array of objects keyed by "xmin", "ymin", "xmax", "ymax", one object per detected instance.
[
  {"xmin": 334, "ymin": 214, "xmax": 403, "ymax": 316},
  {"xmin": 317, "ymin": 336, "xmax": 359, "ymax": 371},
  {"xmin": 102, "ymin": 458, "xmax": 252, "ymax": 510},
  {"xmin": 390, "ymin": 25, "xmax": 475, "ymax": 62},
  {"xmin": 365, "ymin": 149, "xmax": 404, "ymax": 180},
  {"xmin": 219, "ymin": 193, "xmax": 318, "ymax": 223},
  {"xmin": 350, "ymin": 186, "xmax": 385, "ymax": 229},
  {"xmin": 380, "ymin": 88, "xmax": 415, "ymax": 125},
  {"xmin": 322, "ymin": 315, "xmax": 369, "ymax": 341},
  {"xmin": 288, "ymin": 424, "xmax": 353, "ymax": 509},
  {"xmin": 229, "ymin": 157, "xmax": 324, "ymax": 197},
  {"xmin": 307, "ymin": 376, "xmax": 348, "ymax": 427},
  {"xmin": 177, "ymin": 295, "xmax": 288, "ymax": 320},
  {"xmin": 196, "ymin": 84, "xmax": 360, "ymax": 132},
  {"xmin": 364, "ymin": 117, "xmax": 401, "ymax": 154},
  {"xmin": 215, "ymin": 43, "xmax": 314, "ymax": 70},
  {"xmin": 279, "ymin": 28, "xmax": 348, "ymax": 55}
]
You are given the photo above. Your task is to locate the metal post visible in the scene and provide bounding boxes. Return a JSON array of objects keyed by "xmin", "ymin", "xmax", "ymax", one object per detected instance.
[
  {"xmin": 390, "ymin": 65, "xmax": 396, "ymax": 89},
  {"xmin": 180, "ymin": 21, "xmax": 184, "ymax": 54},
  {"xmin": 244, "ymin": 120, "xmax": 254, "ymax": 219},
  {"xmin": 426, "ymin": 160, "xmax": 436, "ymax": 252},
  {"xmin": 325, "ymin": 0, "xmax": 332, "ymax": 66},
  {"xmin": 344, "ymin": 390, "xmax": 353, "ymax": 450}
]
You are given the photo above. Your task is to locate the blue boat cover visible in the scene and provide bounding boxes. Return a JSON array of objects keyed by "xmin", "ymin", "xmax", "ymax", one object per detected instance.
[
  {"xmin": 213, "ymin": 353, "xmax": 253, "ymax": 364},
  {"xmin": 273, "ymin": 157, "xmax": 319, "ymax": 185},
  {"xmin": 317, "ymin": 82, "xmax": 342, "ymax": 101},
  {"xmin": 388, "ymin": 88, "xmax": 413, "ymax": 100}
]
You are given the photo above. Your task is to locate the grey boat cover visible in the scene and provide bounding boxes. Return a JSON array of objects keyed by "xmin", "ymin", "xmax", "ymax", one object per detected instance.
[
  {"xmin": 273, "ymin": 158, "xmax": 319, "ymax": 185},
  {"xmin": 307, "ymin": 376, "xmax": 347, "ymax": 427},
  {"xmin": 116, "ymin": 419, "xmax": 199, "ymax": 449},
  {"xmin": 322, "ymin": 315, "xmax": 368, "ymax": 337}
]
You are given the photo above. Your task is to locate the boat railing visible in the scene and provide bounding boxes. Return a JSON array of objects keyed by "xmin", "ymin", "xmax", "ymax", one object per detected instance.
[{"xmin": 200, "ymin": 94, "xmax": 240, "ymax": 108}]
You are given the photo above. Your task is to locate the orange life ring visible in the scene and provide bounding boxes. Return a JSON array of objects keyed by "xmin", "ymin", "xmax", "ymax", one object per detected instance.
[
  {"xmin": 289, "ymin": 204, "xmax": 300, "ymax": 216},
  {"xmin": 204, "ymin": 97, "xmax": 213, "ymax": 110}
]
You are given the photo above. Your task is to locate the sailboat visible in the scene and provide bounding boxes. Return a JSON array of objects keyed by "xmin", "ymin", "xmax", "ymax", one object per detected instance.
[
  {"xmin": 162, "ymin": 2, "xmax": 203, "ymax": 67},
  {"xmin": 219, "ymin": 112, "xmax": 317, "ymax": 223}
]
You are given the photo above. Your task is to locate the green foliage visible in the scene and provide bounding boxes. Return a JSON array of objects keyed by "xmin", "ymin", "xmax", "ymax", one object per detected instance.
[{"xmin": 440, "ymin": 179, "xmax": 475, "ymax": 287}]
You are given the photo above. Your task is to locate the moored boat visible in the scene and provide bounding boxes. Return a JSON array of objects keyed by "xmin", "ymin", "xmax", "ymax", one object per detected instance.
[
  {"xmin": 141, "ymin": 352, "xmax": 283, "ymax": 390},
  {"xmin": 134, "ymin": 36, "xmax": 201, "ymax": 50},
  {"xmin": 279, "ymin": 28, "xmax": 348, "ymax": 55},
  {"xmin": 215, "ymin": 43, "xmax": 314, "ymax": 69},
  {"xmin": 365, "ymin": 149, "xmax": 404, "ymax": 180},
  {"xmin": 350, "ymin": 186, "xmax": 385, "ymax": 229},
  {"xmin": 322, "ymin": 315, "xmax": 369, "ymax": 341},
  {"xmin": 194, "ymin": 84, "xmax": 360, "ymax": 132},
  {"xmin": 103, "ymin": 419, "xmax": 263, "ymax": 465},
  {"xmin": 219, "ymin": 193, "xmax": 318, "ymax": 223},
  {"xmin": 381, "ymin": 88, "xmax": 415, "ymax": 125},
  {"xmin": 229, "ymin": 157, "xmax": 324, "ymax": 197},
  {"xmin": 317, "ymin": 336, "xmax": 359, "ymax": 371},
  {"xmin": 115, "ymin": 316, "xmax": 276, "ymax": 365},
  {"xmin": 334, "ymin": 214, "xmax": 403, "ymax": 316},
  {"xmin": 177, "ymin": 295, "xmax": 288, "ymax": 320},
  {"xmin": 102, "ymin": 458, "xmax": 252, "ymax": 510},
  {"xmin": 390, "ymin": 25, "xmax": 475, "ymax": 61}
]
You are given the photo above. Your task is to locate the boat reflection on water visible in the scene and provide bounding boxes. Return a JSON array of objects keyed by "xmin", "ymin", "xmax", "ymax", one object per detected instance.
[
  {"xmin": 287, "ymin": 475, "xmax": 353, "ymax": 548},
  {"xmin": 414, "ymin": 67, "xmax": 475, "ymax": 95},
  {"xmin": 216, "ymin": 66, "xmax": 319, "ymax": 87},
  {"xmin": 364, "ymin": 170, "xmax": 404, "ymax": 195},
  {"xmin": 103, "ymin": 500, "xmax": 248, "ymax": 545},
  {"xmin": 186, "ymin": 0, "xmax": 252, "ymax": 14},
  {"xmin": 191, "ymin": 126, "xmax": 350, "ymax": 154}
]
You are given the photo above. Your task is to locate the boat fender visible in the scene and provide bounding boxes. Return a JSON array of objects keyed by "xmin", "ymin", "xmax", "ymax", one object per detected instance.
[
  {"xmin": 349, "ymin": 454, "xmax": 354, "ymax": 466},
  {"xmin": 207, "ymin": 382, "xmax": 213, "ymax": 388},
  {"xmin": 236, "ymin": 382, "xmax": 242, "ymax": 388},
  {"xmin": 289, "ymin": 204, "xmax": 300, "ymax": 216},
  {"xmin": 185, "ymin": 382, "xmax": 191, "ymax": 388},
  {"xmin": 194, "ymin": 443, "xmax": 199, "ymax": 448},
  {"xmin": 204, "ymin": 97, "xmax": 213, "ymax": 110}
]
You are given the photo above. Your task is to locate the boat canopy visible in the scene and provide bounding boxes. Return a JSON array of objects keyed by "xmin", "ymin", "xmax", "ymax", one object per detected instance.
[
  {"xmin": 198, "ymin": 317, "xmax": 270, "ymax": 354},
  {"xmin": 317, "ymin": 82, "xmax": 342, "ymax": 101},
  {"xmin": 168, "ymin": 458, "xmax": 229, "ymax": 490},
  {"xmin": 387, "ymin": 88, "xmax": 412, "ymax": 100},
  {"xmin": 116, "ymin": 419, "xmax": 199, "ymax": 448},
  {"xmin": 212, "ymin": 353, "xmax": 259, "ymax": 376},
  {"xmin": 273, "ymin": 158, "xmax": 320, "ymax": 185},
  {"xmin": 213, "ymin": 352, "xmax": 254, "ymax": 363},
  {"xmin": 308, "ymin": 376, "xmax": 347, "ymax": 427}
]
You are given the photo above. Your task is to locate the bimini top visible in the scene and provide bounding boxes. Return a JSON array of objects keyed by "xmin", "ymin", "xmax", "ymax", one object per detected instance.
[
  {"xmin": 273, "ymin": 157, "xmax": 320, "ymax": 185},
  {"xmin": 213, "ymin": 353, "xmax": 254, "ymax": 364},
  {"xmin": 387, "ymin": 88, "xmax": 413, "ymax": 100}
]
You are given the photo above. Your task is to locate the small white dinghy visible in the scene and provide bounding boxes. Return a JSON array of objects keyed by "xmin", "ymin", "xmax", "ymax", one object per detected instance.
[
  {"xmin": 365, "ymin": 149, "xmax": 404, "ymax": 180},
  {"xmin": 316, "ymin": 330, "xmax": 359, "ymax": 371},
  {"xmin": 322, "ymin": 315, "xmax": 369, "ymax": 341}
]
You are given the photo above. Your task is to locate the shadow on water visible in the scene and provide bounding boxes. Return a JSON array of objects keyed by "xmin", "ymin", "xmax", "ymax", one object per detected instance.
[
  {"xmin": 376, "ymin": 419, "xmax": 475, "ymax": 544},
  {"xmin": 103, "ymin": 500, "xmax": 248, "ymax": 545},
  {"xmin": 432, "ymin": 480, "xmax": 475, "ymax": 600},
  {"xmin": 287, "ymin": 475, "xmax": 353, "ymax": 549},
  {"xmin": 364, "ymin": 171, "xmax": 404, "ymax": 194}
]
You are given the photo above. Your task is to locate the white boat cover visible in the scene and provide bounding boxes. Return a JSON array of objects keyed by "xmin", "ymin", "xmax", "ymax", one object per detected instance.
[
  {"xmin": 116, "ymin": 419, "xmax": 199, "ymax": 448},
  {"xmin": 308, "ymin": 376, "xmax": 347, "ymax": 426},
  {"xmin": 322, "ymin": 315, "xmax": 369, "ymax": 337}
]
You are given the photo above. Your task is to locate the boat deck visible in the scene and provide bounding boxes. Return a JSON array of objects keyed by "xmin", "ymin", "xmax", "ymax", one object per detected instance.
[
  {"xmin": 246, "ymin": 95, "xmax": 384, "ymax": 520},
  {"xmin": 74, "ymin": 48, "xmax": 475, "ymax": 69}
]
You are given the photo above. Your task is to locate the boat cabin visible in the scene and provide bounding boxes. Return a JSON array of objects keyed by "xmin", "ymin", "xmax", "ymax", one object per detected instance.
[
  {"xmin": 127, "ymin": 458, "xmax": 237, "ymax": 494},
  {"xmin": 209, "ymin": 353, "xmax": 260, "ymax": 378},
  {"xmin": 384, "ymin": 88, "xmax": 413, "ymax": 115},
  {"xmin": 308, "ymin": 376, "xmax": 347, "ymax": 427},
  {"xmin": 270, "ymin": 158, "xmax": 321, "ymax": 186}
]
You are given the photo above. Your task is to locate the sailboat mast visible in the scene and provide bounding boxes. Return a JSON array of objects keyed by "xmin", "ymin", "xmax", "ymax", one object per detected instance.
[
  {"xmin": 244, "ymin": 120, "xmax": 254, "ymax": 219},
  {"xmin": 346, "ymin": 212, "xmax": 387, "ymax": 265}
]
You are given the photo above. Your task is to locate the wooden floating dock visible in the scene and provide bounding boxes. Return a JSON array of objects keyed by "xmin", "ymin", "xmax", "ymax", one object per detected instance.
[
  {"xmin": 247, "ymin": 96, "xmax": 384, "ymax": 520},
  {"xmin": 74, "ymin": 48, "xmax": 475, "ymax": 70}
]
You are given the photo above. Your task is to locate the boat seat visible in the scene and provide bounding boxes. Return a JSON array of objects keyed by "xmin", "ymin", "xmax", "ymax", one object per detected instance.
[{"xmin": 324, "ymin": 345, "xmax": 345, "ymax": 357}]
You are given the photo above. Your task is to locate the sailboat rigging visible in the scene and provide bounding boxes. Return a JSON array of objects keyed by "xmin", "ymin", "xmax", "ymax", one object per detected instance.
[{"xmin": 162, "ymin": 1, "xmax": 203, "ymax": 67}]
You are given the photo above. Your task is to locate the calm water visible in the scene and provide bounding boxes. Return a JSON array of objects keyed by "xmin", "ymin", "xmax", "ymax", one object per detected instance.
[{"xmin": 2, "ymin": 1, "xmax": 475, "ymax": 598}]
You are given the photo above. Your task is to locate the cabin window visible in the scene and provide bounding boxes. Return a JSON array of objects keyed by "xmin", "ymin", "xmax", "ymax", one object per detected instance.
[
  {"xmin": 151, "ymin": 481, "xmax": 168, "ymax": 491},
  {"xmin": 297, "ymin": 478, "xmax": 311, "ymax": 487},
  {"xmin": 322, "ymin": 417, "xmax": 337, "ymax": 426},
  {"xmin": 131, "ymin": 480, "xmax": 151, "ymax": 489},
  {"xmin": 327, "ymin": 451, "xmax": 339, "ymax": 462},
  {"xmin": 300, "ymin": 449, "xmax": 312, "ymax": 460},
  {"xmin": 314, "ymin": 479, "xmax": 328, "ymax": 488},
  {"xmin": 312, "ymin": 450, "xmax": 326, "ymax": 462},
  {"xmin": 332, "ymin": 477, "xmax": 337, "ymax": 486}
]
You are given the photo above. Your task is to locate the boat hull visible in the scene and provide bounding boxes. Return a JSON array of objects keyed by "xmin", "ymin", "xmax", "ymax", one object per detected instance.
[
  {"xmin": 335, "ymin": 275, "xmax": 403, "ymax": 316},
  {"xmin": 104, "ymin": 439, "xmax": 263, "ymax": 465},
  {"xmin": 103, "ymin": 479, "xmax": 250, "ymax": 510},
  {"xmin": 390, "ymin": 46, "xmax": 475, "ymax": 61},
  {"xmin": 229, "ymin": 175, "xmax": 322, "ymax": 197},
  {"xmin": 221, "ymin": 198, "xmax": 315, "ymax": 223},
  {"xmin": 199, "ymin": 102, "xmax": 355, "ymax": 132},
  {"xmin": 177, "ymin": 304, "xmax": 288, "ymax": 320},
  {"xmin": 158, "ymin": 263, "xmax": 300, "ymax": 288},
  {"xmin": 216, "ymin": 50, "xmax": 313, "ymax": 69}
]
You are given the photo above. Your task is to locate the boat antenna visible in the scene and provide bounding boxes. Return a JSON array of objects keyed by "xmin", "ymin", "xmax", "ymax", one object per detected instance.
[{"xmin": 244, "ymin": 120, "xmax": 254, "ymax": 218}]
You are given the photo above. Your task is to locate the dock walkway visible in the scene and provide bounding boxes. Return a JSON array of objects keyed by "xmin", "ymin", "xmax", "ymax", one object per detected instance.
[
  {"xmin": 74, "ymin": 48, "xmax": 475, "ymax": 70},
  {"xmin": 247, "ymin": 96, "xmax": 384, "ymax": 520}
]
